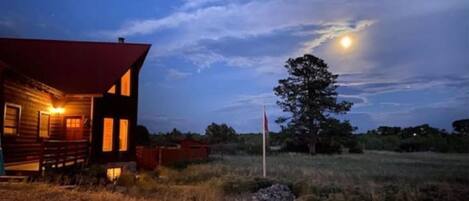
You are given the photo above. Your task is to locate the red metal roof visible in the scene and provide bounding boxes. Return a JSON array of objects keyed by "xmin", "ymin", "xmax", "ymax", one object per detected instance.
[{"xmin": 0, "ymin": 38, "xmax": 151, "ymax": 94}]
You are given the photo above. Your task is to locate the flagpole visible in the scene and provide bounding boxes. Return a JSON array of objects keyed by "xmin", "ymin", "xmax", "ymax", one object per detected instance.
[{"xmin": 262, "ymin": 105, "xmax": 266, "ymax": 178}]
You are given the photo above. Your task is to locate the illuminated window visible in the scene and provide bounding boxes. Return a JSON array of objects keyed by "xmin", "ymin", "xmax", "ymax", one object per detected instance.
[
  {"xmin": 107, "ymin": 85, "xmax": 116, "ymax": 94},
  {"xmin": 121, "ymin": 69, "xmax": 131, "ymax": 96},
  {"xmin": 102, "ymin": 118, "xmax": 114, "ymax": 152},
  {"xmin": 119, "ymin": 119, "xmax": 128, "ymax": 151},
  {"xmin": 39, "ymin": 112, "xmax": 50, "ymax": 138},
  {"xmin": 3, "ymin": 103, "xmax": 21, "ymax": 136},
  {"xmin": 66, "ymin": 118, "xmax": 81, "ymax": 128},
  {"xmin": 106, "ymin": 167, "xmax": 122, "ymax": 181}
]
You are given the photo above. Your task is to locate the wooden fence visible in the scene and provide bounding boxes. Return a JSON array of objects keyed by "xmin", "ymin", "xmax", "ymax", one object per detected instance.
[{"xmin": 136, "ymin": 146, "xmax": 210, "ymax": 170}]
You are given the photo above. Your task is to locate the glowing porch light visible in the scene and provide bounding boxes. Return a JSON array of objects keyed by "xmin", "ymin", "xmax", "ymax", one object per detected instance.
[{"xmin": 49, "ymin": 107, "xmax": 65, "ymax": 114}]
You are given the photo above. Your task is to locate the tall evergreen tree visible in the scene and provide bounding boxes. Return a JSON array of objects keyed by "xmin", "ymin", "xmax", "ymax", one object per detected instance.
[{"xmin": 274, "ymin": 54, "xmax": 352, "ymax": 154}]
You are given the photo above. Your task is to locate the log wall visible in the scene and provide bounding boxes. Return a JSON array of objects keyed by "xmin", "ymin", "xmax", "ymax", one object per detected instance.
[
  {"xmin": 2, "ymin": 72, "xmax": 61, "ymax": 163},
  {"xmin": 1, "ymin": 71, "xmax": 92, "ymax": 163}
]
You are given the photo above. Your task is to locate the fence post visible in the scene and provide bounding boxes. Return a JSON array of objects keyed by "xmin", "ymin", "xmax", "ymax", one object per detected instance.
[{"xmin": 158, "ymin": 147, "xmax": 162, "ymax": 167}]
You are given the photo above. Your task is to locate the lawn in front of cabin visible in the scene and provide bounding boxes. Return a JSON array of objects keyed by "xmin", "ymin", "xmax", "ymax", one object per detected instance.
[{"xmin": 1, "ymin": 151, "xmax": 469, "ymax": 201}]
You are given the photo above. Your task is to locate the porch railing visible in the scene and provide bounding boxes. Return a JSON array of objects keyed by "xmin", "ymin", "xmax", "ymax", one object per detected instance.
[{"xmin": 39, "ymin": 140, "xmax": 89, "ymax": 171}]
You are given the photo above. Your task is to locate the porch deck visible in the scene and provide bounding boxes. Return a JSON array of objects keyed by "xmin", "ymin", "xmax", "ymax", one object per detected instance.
[
  {"xmin": 3, "ymin": 140, "xmax": 89, "ymax": 175},
  {"xmin": 5, "ymin": 159, "xmax": 87, "ymax": 172},
  {"xmin": 5, "ymin": 161, "xmax": 40, "ymax": 172}
]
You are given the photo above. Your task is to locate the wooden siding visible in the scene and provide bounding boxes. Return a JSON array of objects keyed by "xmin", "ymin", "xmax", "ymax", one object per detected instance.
[
  {"xmin": 1, "ymin": 69, "xmax": 4, "ymax": 145},
  {"xmin": 2, "ymin": 72, "xmax": 61, "ymax": 163},
  {"xmin": 1, "ymin": 71, "xmax": 93, "ymax": 164}
]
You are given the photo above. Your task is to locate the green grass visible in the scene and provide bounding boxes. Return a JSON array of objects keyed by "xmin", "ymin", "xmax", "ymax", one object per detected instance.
[
  {"xmin": 2, "ymin": 151, "xmax": 469, "ymax": 201},
  {"xmin": 169, "ymin": 151, "xmax": 469, "ymax": 185},
  {"xmin": 160, "ymin": 151, "xmax": 469, "ymax": 200}
]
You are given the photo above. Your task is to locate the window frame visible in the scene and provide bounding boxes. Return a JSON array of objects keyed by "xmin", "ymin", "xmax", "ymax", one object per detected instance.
[
  {"xmin": 3, "ymin": 103, "xmax": 21, "ymax": 137},
  {"xmin": 107, "ymin": 84, "xmax": 116, "ymax": 95},
  {"xmin": 38, "ymin": 111, "xmax": 51, "ymax": 138},
  {"xmin": 102, "ymin": 117, "xmax": 114, "ymax": 152},
  {"xmin": 120, "ymin": 69, "xmax": 131, "ymax": 97},
  {"xmin": 119, "ymin": 118, "xmax": 129, "ymax": 152},
  {"xmin": 65, "ymin": 117, "xmax": 82, "ymax": 129}
]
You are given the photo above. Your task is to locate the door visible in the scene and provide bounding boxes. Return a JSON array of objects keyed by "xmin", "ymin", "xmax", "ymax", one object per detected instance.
[{"xmin": 64, "ymin": 117, "xmax": 83, "ymax": 140}]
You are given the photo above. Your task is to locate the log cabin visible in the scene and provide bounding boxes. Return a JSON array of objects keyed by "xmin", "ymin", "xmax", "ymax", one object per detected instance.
[{"xmin": 0, "ymin": 38, "xmax": 151, "ymax": 176}]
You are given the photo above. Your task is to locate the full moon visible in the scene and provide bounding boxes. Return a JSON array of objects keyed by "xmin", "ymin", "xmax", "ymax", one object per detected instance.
[{"xmin": 340, "ymin": 36, "xmax": 352, "ymax": 49}]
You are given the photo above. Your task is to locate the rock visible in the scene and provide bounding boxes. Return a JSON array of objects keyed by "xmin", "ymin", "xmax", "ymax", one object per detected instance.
[{"xmin": 252, "ymin": 184, "xmax": 295, "ymax": 201}]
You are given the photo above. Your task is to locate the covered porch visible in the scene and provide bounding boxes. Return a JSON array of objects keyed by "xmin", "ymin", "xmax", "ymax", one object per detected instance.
[{"xmin": 4, "ymin": 140, "xmax": 89, "ymax": 175}]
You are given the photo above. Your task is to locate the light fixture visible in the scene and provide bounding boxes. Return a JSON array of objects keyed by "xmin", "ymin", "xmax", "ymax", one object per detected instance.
[{"xmin": 49, "ymin": 107, "xmax": 65, "ymax": 114}]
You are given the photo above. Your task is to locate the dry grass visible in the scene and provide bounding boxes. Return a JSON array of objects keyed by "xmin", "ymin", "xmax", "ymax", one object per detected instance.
[
  {"xmin": 1, "ymin": 151, "xmax": 469, "ymax": 201},
  {"xmin": 0, "ymin": 183, "xmax": 148, "ymax": 201}
]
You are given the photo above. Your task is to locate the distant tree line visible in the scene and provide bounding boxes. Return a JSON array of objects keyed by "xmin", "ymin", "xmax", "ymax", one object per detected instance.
[
  {"xmin": 358, "ymin": 120, "xmax": 469, "ymax": 153},
  {"xmin": 136, "ymin": 118, "xmax": 469, "ymax": 155}
]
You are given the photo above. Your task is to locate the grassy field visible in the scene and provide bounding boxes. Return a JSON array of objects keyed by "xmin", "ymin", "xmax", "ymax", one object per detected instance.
[{"xmin": 1, "ymin": 151, "xmax": 469, "ymax": 201}]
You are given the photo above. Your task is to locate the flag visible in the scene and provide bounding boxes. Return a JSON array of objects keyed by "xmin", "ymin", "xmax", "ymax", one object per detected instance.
[
  {"xmin": 263, "ymin": 109, "xmax": 269, "ymax": 134},
  {"xmin": 263, "ymin": 108, "xmax": 269, "ymax": 147}
]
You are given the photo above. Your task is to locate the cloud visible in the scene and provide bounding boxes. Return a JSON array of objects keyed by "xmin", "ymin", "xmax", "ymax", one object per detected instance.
[
  {"xmin": 98, "ymin": 0, "xmax": 377, "ymax": 74},
  {"xmin": 166, "ymin": 68, "xmax": 192, "ymax": 80},
  {"xmin": 298, "ymin": 20, "xmax": 375, "ymax": 54},
  {"xmin": 180, "ymin": 19, "xmax": 374, "ymax": 73},
  {"xmin": 340, "ymin": 75, "xmax": 469, "ymax": 96},
  {"xmin": 179, "ymin": 0, "xmax": 224, "ymax": 11},
  {"xmin": 337, "ymin": 94, "xmax": 368, "ymax": 107},
  {"xmin": 216, "ymin": 92, "xmax": 277, "ymax": 113},
  {"xmin": 185, "ymin": 49, "xmax": 286, "ymax": 74}
]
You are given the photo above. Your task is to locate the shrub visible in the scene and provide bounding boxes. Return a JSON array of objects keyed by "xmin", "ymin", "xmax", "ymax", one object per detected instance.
[
  {"xmin": 116, "ymin": 172, "xmax": 136, "ymax": 187},
  {"xmin": 348, "ymin": 144, "xmax": 364, "ymax": 154},
  {"xmin": 135, "ymin": 172, "xmax": 159, "ymax": 191},
  {"xmin": 316, "ymin": 139, "xmax": 342, "ymax": 154},
  {"xmin": 347, "ymin": 139, "xmax": 364, "ymax": 154}
]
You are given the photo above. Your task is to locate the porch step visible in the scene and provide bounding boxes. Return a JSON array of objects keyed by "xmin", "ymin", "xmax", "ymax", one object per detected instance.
[
  {"xmin": 5, "ymin": 170, "xmax": 38, "ymax": 177},
  {"xmin": 0, "ymin": 175, "xmax": 29, "ymax": 182}
]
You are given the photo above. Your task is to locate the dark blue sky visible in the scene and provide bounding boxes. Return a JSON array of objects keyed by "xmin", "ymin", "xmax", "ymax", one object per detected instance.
[{"xmin": 1, "ymin": 0, "xmax": 468, "ymax": 133}]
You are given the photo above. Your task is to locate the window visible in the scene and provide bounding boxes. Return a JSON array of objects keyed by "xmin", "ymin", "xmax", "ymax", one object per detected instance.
[
  {"xmin": 107, "ymin": 85, "xmax": 116, "ymax": 94},
  {"xmin": 121, "ymin": 69, "xmax": 131, "ymax": 96},
  {"xmin": 39, "ymin": 112, "xmax": 50, "ymax": 138},
  {"xmin": 106, "ymin": 167, "xmax": 122, "ymax": 181},
  {"xmin": 102, "ymin": 118, "xmax": 114, "ymax": 152},
  {"xmin": 65, "ymin": 117, "xmax": 83, "ymax": 140},
  {"xmin": 119, "ymin": 119, "xmax": 128, "ymax": 151},
  {"xmin": 3, "ymin": 103, "xmax": 21, "ymax": 136},
  {"xmin": 66, "ymin": 118, "xmax": 81, "ymax": 128}
]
